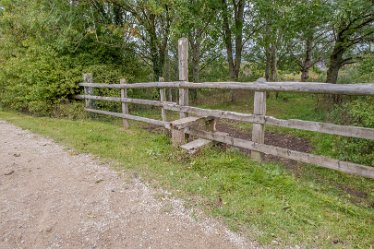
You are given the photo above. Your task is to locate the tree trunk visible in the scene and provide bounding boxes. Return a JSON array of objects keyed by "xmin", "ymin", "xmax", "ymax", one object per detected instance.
[
  {"xmin": 326, "ymin": 51, "xmax": 343, "ymax": 84},
  {"xmin": 163, "ymin": 50, "xmax": 173, "ymax": 102},
  {"xmin": 189, "ymin": 35, "xmax": 201, "ymax": 103},
  {"xmin": 221, "ymin": 0, "xmax": 244, "ymax": 102},
  {"xmin": 270, "ymin": 45, "xmax": 278, "ymax": 98},
  {"xmin": 151, "ymin": 51, "xmax": 162, "ymax": 82},
  {"xmin": 265, "ymin": 44, "xmax": 279, "ymax": 98},
  {"xmin": 265, "ymin": 45, "xmax": 277, "ymax": 82},
  {"xmin": 301, "ymin": 68, "xmax": 310, "ymax": 82},
  {"xmin": 301, "ymin": 39, "xmax": 313, "ymax": 82},
  {"xmin": 326, "ymin": 45, "xmax": 345, "ymax": 103},
  {"xmin": 269, "ymin": 45, "xmax": 278, "ymax": 82},
  {"xmin": 265, "ymin": 48, "xmax": 270, "ymax": 81}
]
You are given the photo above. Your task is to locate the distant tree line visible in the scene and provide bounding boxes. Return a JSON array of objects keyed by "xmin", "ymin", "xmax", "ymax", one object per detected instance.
[{"xmin": 0, "ymin": 0, "xmax": 373, "ymax": 113}]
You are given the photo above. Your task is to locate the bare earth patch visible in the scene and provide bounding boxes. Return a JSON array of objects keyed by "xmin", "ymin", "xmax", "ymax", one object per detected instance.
[{"xmin": 0, "ymin": 120, "xmax": 259, "ymax": 249}]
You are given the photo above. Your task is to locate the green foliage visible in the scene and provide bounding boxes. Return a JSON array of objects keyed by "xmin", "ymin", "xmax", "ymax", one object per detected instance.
[
  {"xmin": 0, "ymin": 0, "xmax": 149, "ymax": 115},
  {"xmin": 313, "ymin": 54, "xmax": 374, "ymax": 165},
  {"xmin": 319, "ymin": 98, "xmax": 374, "ymax": 166},
  {"xmin": 338, "ymin": 53, "xmax": 374, "ymax": 84}
]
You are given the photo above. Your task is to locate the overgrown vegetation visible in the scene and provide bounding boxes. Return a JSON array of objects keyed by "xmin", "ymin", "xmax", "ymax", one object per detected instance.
[
  {"xmin": 0, "ymin": 0, "xmax": 373, "ymax": 114},
  {"xmin": 0, "ymin": 110, "xmax": 373, "ymax": 248}
]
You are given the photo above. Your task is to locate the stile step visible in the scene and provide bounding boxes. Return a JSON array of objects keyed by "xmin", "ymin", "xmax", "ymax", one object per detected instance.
[
  {"xmin": 171, "ymin": 116, "xmax": 204, "ymax": 130},
  {"xmin": 180, "ymin": 138, "xmax": 212, "ymax": 155}
]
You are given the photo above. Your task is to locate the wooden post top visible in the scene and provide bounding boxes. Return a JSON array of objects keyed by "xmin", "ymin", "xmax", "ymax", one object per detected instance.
[
  {"xmin": 256, "ymin": 77, "xmax": 266, "ymax": 84},
  {"xmin": 178, "ymin": 38, "xmax": 189, "ymax": 82},
  {"xmin": 83, "ymin": 73, "xmax": 93, "ymax": 83}
]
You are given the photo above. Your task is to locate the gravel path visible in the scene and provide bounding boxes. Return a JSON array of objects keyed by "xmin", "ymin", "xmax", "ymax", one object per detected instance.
[{"xmin": 0, "ymin": 120, "xmax": 258, "ymax": 249}]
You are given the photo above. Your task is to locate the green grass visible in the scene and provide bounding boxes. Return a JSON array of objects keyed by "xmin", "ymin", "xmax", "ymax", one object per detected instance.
[{"xmin": 1, "ymin": 110, "xmax": 373, "ymax": 248}]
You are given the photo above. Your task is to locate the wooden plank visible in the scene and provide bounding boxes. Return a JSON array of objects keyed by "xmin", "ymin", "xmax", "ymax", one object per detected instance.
[
  {"xmin": 85, "ymin": 108, "xmax": 170, "ymax": 129},
  {"xmin": 251, "ymin": 78, "xmax": 267, "ymax": 161},
  {"xmin": 265, "ymin": 117, "xmax": 374, "ymax": 140},
  {"xmin": 159, "ymin": 77, "xmax": 167, "ymax": 122},
  {"xmin": 185, "ymin": 128, "xmax": 374, "ymax": 179},
  {"xmin": 74, "ymin": 95, "xmax": 374, "ymax": 140},
  {"xmin": 120, "ymin": 79, "xmax": 129, "ymax": 129},
  {"xmin": 78, "ymin": 81, "xmax": 374, "ymax": 96},
  {"xmin": 178, "ymin": 38, "xmax": 189, "ymax": 118},
  {"xmin": 78, "ymin": 82, "xmax": 181, "ymax": 89},
  {"xmin": 171, "ymin": 116, "xmax": 203, "ymax": 130},
  {"xmin": 75, "ymin": 95, "xmax": 174, "ymax": 107},
  {"xmin": 74, "ymin": 95, "xmax": 120, "ymax": 102},
  {"xmin": 180, "ymin": 138, "xmax": 212, "ymax": 154},
  {"xmin": 164, "ymin": 104, "xmax": 264, "ymax": 123},
  {"xmin": 74, "ymin": 95, "xmax": 262, "ymax": 122}
]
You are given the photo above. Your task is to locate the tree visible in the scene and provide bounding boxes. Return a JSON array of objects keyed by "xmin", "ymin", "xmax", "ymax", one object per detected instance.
[
  {"xmin": 289, "ymin": 0, "xmax": 331, "ymax": 82},
  {"xmin": 219, "ymin": 0, "xmax": 246, "ymax": 82},
  {"xmin": 0, "ymin": 0, "xmax": 146, "ymax": 114},
  {"xmin": 173, "ymin": 0, "xmax": 220, "ymax": 102},
  {"xmin": 174, "ymin": 0, "xmax": 218, "ymax": 84},
  {"xmin": 254, "ymin": 0, "xmax": 293, "ymax": 83},
  {"xmin": 119, "ymin": 0, "xmax": 174, "ymax": 81},
  {"xmin": 326, "ymin": 0, "xmax": 374, "ymax": 84}
]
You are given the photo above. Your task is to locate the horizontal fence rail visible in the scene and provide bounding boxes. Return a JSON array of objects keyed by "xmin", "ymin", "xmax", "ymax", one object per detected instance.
[
  {"xmin": 75, "ymin": 38, "xmax": 374, "ymax": 179},
  {"xmin": 74, "ymin": 94, "xmax": 374, "ymax": 140},
  {"xmin": 78, "ymin": 81, "xmax": 374, "ymax": 96}
]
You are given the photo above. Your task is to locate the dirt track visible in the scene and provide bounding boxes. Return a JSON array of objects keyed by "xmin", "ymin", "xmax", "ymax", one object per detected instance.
[{"xmin": 0, "ymin": 120, "xmax": 257, "ymax": 249}]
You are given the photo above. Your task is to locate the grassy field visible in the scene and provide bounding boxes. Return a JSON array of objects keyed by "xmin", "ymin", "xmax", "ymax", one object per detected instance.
[{"xmin": 0, "ymin": 109, "xmax": 373, "ymax": 249}]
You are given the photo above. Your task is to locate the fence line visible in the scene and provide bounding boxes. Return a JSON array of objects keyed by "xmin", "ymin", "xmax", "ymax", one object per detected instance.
[
  {"xmin": 78, "ymin": 81, "xmax": 374, "ymax": 96},
  {"xmin": 74, "ymin": 94, "xmax": 374, "ymax": 140},
  {"xmin": 75, "ymin": 38, "xmax": 374, "ymax": 179}
]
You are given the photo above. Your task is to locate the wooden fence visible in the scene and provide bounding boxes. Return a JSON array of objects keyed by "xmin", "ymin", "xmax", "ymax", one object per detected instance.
[{"xmin": 75, "ymin": 38, "xmax": 374, "ymax": 179}]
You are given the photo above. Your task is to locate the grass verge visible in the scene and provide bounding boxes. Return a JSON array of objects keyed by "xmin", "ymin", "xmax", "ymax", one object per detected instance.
[{"xmin": 0, "ymin": 110, "xmax": 373, "ymax": 248}]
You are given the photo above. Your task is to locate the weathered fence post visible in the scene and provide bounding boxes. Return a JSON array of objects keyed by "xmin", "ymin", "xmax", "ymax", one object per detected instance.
[
  {"xmin": 178, "ymin": 38, "xmax": 189, "ymax": 118},
  {"xmin": 83, "ymin": 73, "xmax": 94, "ymax": 110},
  {"xmin": 159, "ymin": 77, "xmax": 167, "ymax": 122},
  {"xmin": 168, "ymin": 89, "xmax": 173, "ymax": 102},
  {"xmin": 171, "ymin": 38, "xmax": 189, "ymax": 147},
  {"xmin": 251, "ymin": 78, "xmax": 267, "ymax": 162},
  {"xmin": 120, "ymin": 79, "xmax": 129, "ymax": 129}
]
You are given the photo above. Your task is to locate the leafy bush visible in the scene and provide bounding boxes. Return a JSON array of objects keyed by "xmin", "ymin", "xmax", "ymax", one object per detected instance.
[
  {"xmin": 317, "ymin": 97, "xmax": 374, "ymax": 166},
  {"xmin": 0, "ymin": 45, "xmax": 146, "ymax": 115},
  {"xmin": 0, "ymin": 0, "xmax": 151, "ymax": 116},
  {"xmin": 311, "ymin": 54, "xmax": 374, "ymax": 166}
]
